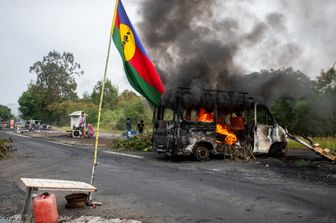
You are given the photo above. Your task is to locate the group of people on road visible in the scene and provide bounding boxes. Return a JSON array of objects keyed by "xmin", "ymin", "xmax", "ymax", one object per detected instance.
[{"xmin": 126, "ymin": 118, "xmax": 145, "ymax": 138}]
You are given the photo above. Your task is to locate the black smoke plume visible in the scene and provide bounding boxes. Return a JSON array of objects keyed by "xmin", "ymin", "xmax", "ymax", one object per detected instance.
[{"xmin": 138, "ymin": 0, "xmax": 307, "ymax": 105}]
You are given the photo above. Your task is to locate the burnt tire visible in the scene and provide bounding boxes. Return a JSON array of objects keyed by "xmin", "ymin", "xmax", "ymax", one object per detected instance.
[
  {"xmin": 72, "ymin": 130, "xmax": 80, "ymax": 138},
  {"xmin": 269, "ymin": 143, "xmax": 286, "ymax": 157},
  {"xmin": 194, "ymin": 146, "xmax": 210, "ymax": 161}
]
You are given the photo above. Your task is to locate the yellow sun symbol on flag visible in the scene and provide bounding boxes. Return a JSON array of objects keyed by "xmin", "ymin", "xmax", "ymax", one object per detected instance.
[{"xmin": 120, "ymin": 24, "xmax": 136, "ymax": 61}]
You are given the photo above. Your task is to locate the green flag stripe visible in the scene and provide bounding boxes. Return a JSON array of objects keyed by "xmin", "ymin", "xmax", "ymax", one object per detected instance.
[
  {"xmin": 124, "ymin": 63, "xmax": 162, "ymax": 106},
  {"xmin": 112, "ymin": 27, "xmax": 162, "ymax": 106}
]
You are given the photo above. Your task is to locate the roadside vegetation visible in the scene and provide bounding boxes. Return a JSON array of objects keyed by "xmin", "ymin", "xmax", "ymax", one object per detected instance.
[
  {"xmin": 0, "ymin": 105, "xmax": 14, "ymax": 122},
  {"xmin": 109, "ymin": 134, "xmax": 152, "ymax": 151},
  {"xmin": 16, "ymin": 50, "xmax": 335, "ymax": 141},
  {"xmin": 0, "ymin": 137, "xmax": 13, "ymax": 159},
  {"xmin": 18, "ymin": 50, "xmax": 153, "ymax": 132},
  {"xmin": 288, "ymin": 137, "xmax": 336, "ymax": 153}
]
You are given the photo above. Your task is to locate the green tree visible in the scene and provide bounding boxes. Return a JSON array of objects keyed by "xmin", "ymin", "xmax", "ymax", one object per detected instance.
[
  {"xmin": 313, "ymin": 65, "xmax": 336, "ymax": 135},
  {"xmin": 47, "ymin": 100, "xmax": 97, "ymax": 126},
  {"xmin": 81, "ymin": 91, "xmax": 92, "ymax": 102},
  {"xmin": 18, "ymin": 87, "xmax": 37, "ymax": 120},
  {"xmin": 271, "ymin": 97, "xmax": 317, "ymax": 135},
  {"xmin": 91, "ymin": 79, "xmax": 118, "ymax": 109},
  {"xmin": 271, "ymin": 97, "xmax": 295, "ymax": 130},
  {"xmin": 27, "ymin": 50, "xmax": 83, "ymax": 122},
  {"xmin": 314, "ymin": 65, "xmax": 336, "ymax": 94},
  {"xmin": 0, "ymin": 105, "xmax": 14, "ymax": 121},
  {"xmin": 291, "ymin": 99, "xmax": 315, "ymax": 135},
  {"xmin": 114, "ymin": 90, "xmax": 153, "ymax": 131}
]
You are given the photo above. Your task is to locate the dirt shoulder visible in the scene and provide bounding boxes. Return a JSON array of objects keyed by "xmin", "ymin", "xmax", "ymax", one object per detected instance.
[
  {"xmin": 251, "ymin": 151, "xmax": 336, "ymax": 185},
  {"xmin": 21, "ymin": 130, "xmax": 116, "ymax": 148}
]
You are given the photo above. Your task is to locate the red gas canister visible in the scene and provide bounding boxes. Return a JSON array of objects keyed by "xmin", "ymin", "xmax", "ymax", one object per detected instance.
[{"xmin": 33, "ymin": 192, "xmax": 58, "ymax": 223}]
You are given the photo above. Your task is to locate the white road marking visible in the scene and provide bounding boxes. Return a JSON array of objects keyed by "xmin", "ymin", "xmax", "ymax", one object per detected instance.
[
  {"xmin": 41, "ymin": 140, "xmax": 77, "ymax": 147},
  {"xmin": 103, "ymin": 151, "xmax": 144, "ymax": 159},
  {"xmin": 1, "ymin": 131, "xmax": 81, "ymax": 148},
  {"xmin": 2, "ymin": 131, "xmax": 30, "ymax": 138}
]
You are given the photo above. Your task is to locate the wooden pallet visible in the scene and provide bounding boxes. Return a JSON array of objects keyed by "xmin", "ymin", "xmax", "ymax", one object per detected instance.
[{"xmin": 312, "ymin": 144, "xmax": 336, "ymax": 161}]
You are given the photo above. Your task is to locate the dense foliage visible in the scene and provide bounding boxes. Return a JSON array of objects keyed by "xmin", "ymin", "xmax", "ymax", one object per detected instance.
[
  {"xmin": 100, "ymin": 90, "xmax": 153, "ymax": 131},
  {"xmin": 17, "ymin": 50, "xmax": 335, "ymax": 136},
  {"xmin": 270, "ymin": 66, "xmax": 336, "ymax": 136},
  {"xmin": 18, "ymin": 50, "xmax": 152, "ymax": 130},
  {"xmin": 91, "ymin": 79, "xmax": 119, "ymax": 109},
  {"xmin": 19, "ymin": 50, "xmax": 83, "ymax": 122},
  {"xmin": 47, "ymin": 101, "xmax": 98, "ymax": 127},
  {"xmin": 0, "ymin": 137, "xmax": 13, "ymax": 159},
  {"xmin": 0, "ymin": 105, "xmax": 14, "ymax": 121}
]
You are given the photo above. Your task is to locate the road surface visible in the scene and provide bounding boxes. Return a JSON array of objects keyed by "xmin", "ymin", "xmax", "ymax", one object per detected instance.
[{"xmin": 0, "ymin": 130, "xmax": 335, "ymax": 222}]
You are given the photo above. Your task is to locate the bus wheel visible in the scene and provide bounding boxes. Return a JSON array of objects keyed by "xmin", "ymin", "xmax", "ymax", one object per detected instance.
[
  {"xmin": 269, "ymin": 143, "xmax": 286, "ymax": 157},
  {"xmin": 194, "ymin": 146, "xmax": 210, "ymax": 161}
]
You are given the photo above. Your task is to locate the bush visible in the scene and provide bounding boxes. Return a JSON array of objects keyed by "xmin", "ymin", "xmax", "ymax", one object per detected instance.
[
  {"xmin": 109, "ymin": 134, "xmax": 152, "ymax": 151},
  {"xmin": 0, "ymin": 137, "xmax": 13, "ymax": 159}
]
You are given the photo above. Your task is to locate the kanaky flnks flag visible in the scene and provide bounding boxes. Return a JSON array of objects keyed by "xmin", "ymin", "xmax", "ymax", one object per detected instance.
[{"xmin": 111, "ymin": 0, "xmax": 165, "ymax": 106}]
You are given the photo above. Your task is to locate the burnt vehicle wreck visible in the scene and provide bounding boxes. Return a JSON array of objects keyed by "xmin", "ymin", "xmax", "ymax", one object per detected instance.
[{"xmin": 153, "ymin": 88, "xmax": 288, "ymax": 161}]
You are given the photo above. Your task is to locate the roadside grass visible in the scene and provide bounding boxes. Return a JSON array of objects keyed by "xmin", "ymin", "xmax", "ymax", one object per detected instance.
[
  {"xmin": 0, "ymin": 137, "xmax": 13, "ymax": 159},
  {"xmin": 288, "ymin": 137, "xmax": 336, "ymax": 153}
]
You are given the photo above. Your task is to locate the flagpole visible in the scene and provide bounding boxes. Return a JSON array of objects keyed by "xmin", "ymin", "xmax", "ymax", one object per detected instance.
[
  {"xmin": 89, "ymin": 0, "xmax": 119, "ymax": 201},
  {"xmin": 88, "ymin": 35, "xmax": 112, "ymax": 201}
]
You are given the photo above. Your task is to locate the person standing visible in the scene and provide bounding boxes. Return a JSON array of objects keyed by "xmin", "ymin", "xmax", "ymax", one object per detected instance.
[
  {"xmin": 79, "ymin": 111, "xmax": 86, "ymax": 137},
  {"xmin": 137, "ymin": 120, "xmax": 144, "ymax": 134},
  {"xmin": 126, "ymin": 118, "xmax": 131, "ymax": 138}
]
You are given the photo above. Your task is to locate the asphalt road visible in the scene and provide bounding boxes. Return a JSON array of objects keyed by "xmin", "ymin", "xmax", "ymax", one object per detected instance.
[{"xmin": 0, "ymin": 130, "xmax": 335, "ymax": 223}]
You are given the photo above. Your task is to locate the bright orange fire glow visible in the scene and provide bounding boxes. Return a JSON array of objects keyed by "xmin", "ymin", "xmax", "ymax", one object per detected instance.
[
  {"xmin": 197, "ymin": 107, "xmax": 237, "ymax": 145},
  {"xmin": 197, "ymin": 108, "xmax": 214, "ymax": 122},
  {"xmin": 216, "ymin": 124, "xmax": 237, "ymax": 145}
]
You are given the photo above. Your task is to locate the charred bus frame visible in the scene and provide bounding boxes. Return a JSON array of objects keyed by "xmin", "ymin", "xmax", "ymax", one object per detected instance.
[{"xmin": 153, "ymin": 87, "xmax": 288, "ymax": 161}]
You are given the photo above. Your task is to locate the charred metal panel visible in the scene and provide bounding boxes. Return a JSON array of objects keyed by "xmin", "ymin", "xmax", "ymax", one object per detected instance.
[
  {"xmin": 254, "ymin": 124, "xmax": 288, "ymax": 153},
  {"xmin": 254, "ymin": 124, "xmax": 273, "ymax": 153}
]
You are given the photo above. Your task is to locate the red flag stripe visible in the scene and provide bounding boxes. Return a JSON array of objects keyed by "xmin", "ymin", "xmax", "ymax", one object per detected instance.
[{"xmin": 129, "ymin": 48, "xmax": 165, "ymax": 94}]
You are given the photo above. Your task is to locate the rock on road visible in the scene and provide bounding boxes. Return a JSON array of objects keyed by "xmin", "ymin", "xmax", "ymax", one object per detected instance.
[{"xmin": 0, "ymin": 131, "xmax": 335, "ymax": 222}]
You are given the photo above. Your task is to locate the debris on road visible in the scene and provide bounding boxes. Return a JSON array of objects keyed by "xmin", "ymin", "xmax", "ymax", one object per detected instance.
[
  {"xmin": 60, "ymin": 216, "xmax": 142, "ymax": 223},
  {"xmin": 65, "ymin": 193, "xmax": 88, "ymax": 209},
  {"xmin": 286, "ymin": 132, "xmax": 336, "ymax": 161},
  {"xmin": 3, "ymin": 215, "xmax": 142, "ymax": 223}
]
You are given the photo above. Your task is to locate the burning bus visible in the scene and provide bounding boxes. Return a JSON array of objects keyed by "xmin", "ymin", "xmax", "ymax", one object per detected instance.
[{"xmin": 152, "ymin": 88, "xmax": 288, "ymax": 161}]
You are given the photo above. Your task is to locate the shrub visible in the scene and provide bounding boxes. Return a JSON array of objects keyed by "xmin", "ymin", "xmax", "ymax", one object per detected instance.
[
  {"xmin": 109, "ymin": 134, "xmax": 152, "ymax": 151},
  {"xmin": 0, "ymin": 137, "xmax": 13, "ymax": 159}
]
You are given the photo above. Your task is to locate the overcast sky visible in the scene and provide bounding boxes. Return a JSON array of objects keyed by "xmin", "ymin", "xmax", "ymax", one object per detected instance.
[
  {"xmin": 0, "ymin": 0, "xmax": 335, "ymax": 107},
  {"xmin": 0, "ymin": 0, "xmax": 138, "ymax": 107}
]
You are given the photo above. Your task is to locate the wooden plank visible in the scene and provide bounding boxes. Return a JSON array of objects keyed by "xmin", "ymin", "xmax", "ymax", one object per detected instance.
[
  {"xmin": 312, "ymin": 146, "xmax": 336, "ymax": 161},
  {"xmin": 20, "ymin": 178, "xmax": 97, "ymax": 192}
]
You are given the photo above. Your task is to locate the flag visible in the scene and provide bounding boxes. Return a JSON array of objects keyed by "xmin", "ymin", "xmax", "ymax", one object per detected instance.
[{"xmin": 111, "ymin": 0, "xmax": 165, "ymax": 106}]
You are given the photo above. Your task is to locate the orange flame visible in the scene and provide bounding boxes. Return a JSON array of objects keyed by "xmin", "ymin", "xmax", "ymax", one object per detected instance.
[
  {"xmin": 216, "ymin": 124, "xmax": 237, "ymax": 145},
  {"xmin": 197, "ymin": 107, "xmax": 237, "ymax": 145},
  {"xmin": 197, "ymin": 108, "xmax": 214, "ymax": 122}
]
